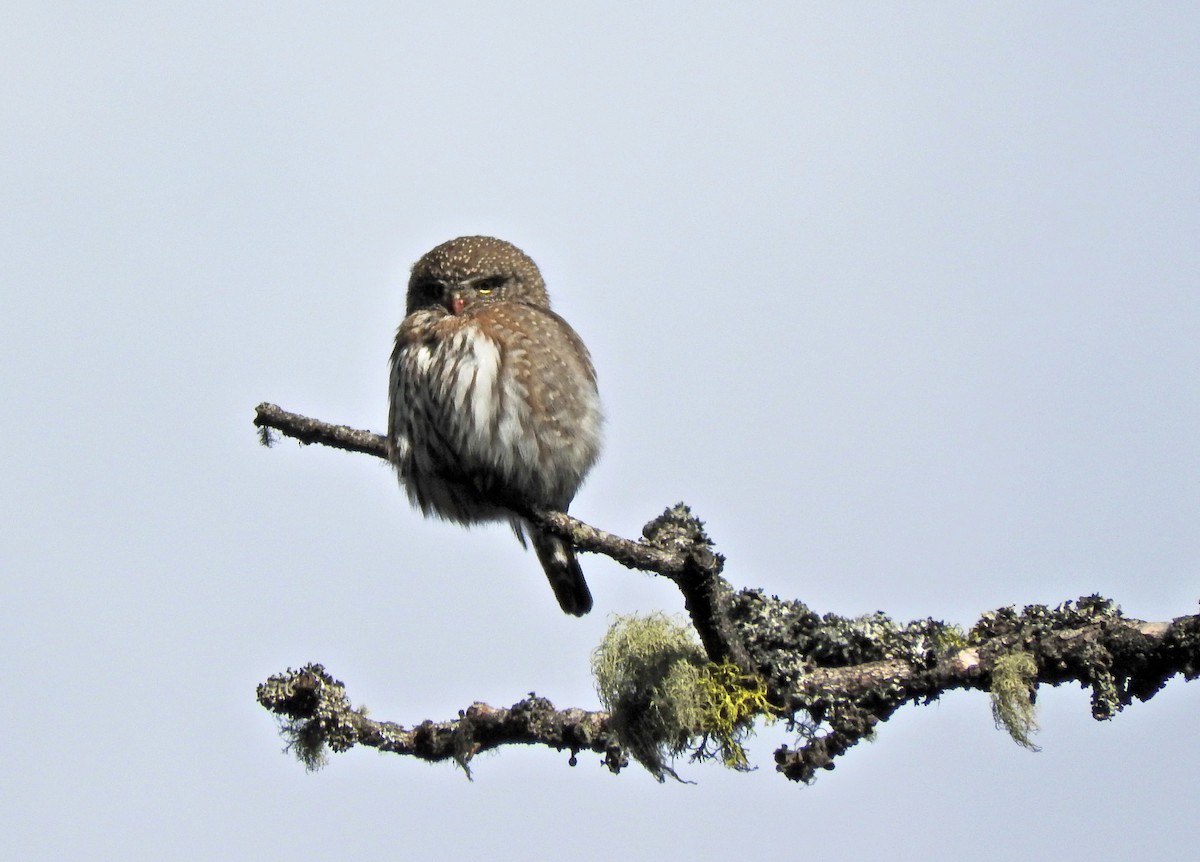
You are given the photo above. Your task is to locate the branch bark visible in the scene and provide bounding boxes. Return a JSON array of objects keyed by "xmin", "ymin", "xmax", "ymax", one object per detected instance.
[
  {"xmin": 253, "ymin": 403, "xmax": 1200, "ymax": 782},
  {"xmin": 257, "ymin": 664, "xmax": 626, "ymax": 776},
  {"xmin": 253, "ymin": 402, "xmax": 752, "ymax": 669}
]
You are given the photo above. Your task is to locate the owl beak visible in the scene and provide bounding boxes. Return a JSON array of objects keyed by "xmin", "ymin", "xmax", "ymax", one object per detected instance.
[{"xmin": 445, "ymin": 289, "xmax": 468, "ymax": 316}]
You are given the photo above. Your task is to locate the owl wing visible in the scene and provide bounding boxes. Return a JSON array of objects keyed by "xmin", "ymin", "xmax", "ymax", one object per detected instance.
[{"xmin": 469, "ymin": 302, "xmax": 602, "ymax": 502}]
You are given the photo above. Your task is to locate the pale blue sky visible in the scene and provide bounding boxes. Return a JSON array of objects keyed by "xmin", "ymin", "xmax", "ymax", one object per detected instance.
[{"xmin": 3, "ymin": 4, "xmax": 1198, "ymax": 860}]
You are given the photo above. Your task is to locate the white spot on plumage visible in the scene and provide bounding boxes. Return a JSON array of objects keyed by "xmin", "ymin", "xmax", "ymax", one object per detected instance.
[
  {"xmin": 465, "ymin": 328, "xmax": 500, "ymax": 441},
  {"xmin": 448, "ymin": 330, "xmax": 476, "ymax": 415},
  {"xmin": 409, "ymin": 344, "xmax": 434, "ymax": 374}
]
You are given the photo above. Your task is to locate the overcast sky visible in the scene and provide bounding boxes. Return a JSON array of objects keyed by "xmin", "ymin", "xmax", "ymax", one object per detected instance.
[{"xmin": 4, "ymin": 3, "xmax": 1198, "ymax": 860}]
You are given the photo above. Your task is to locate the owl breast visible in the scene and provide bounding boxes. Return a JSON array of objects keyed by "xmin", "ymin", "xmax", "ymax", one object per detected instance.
[{"xmin": 389, "ymin": 306, "xmax": 601, "ymax": 525}]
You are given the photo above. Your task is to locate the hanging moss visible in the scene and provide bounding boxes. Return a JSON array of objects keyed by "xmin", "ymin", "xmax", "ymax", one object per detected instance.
[
  {"xmin": 990, "ymin": 650, "xmax": 1040, "ymax": 750},
  {"xmin": 592, "ymin": 613, "xmax": 775, "ymax": 780}
]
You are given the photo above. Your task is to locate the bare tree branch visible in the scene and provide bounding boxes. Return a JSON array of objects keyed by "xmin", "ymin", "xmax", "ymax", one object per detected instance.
[
  {"xmin": 253, "ymin": 403, "xmax": 1200, "ymax": 782},
  {"xmin": 254, "ymin": 402, "xmax": 687, "ymax": 577},
  {"xmin": 254, "ymin": 402, "xmax": 386, "ymax": 457},
  {"xmin": 253, "ymin": 402, "xmax": 752, "ymax": 669}
]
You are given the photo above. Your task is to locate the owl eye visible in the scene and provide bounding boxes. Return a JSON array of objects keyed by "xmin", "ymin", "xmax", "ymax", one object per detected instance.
[
  {"xmin": 412, "ymin": 278, "xmax": 445, "ymax": 304},
  {"xmin": 474, "ymin": 276, "xmax": 505, "ymax": 295}
]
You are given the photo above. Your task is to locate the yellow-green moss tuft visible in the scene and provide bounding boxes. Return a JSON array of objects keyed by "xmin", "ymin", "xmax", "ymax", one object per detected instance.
[
  {"xmin": 592, "ymin": 613, "xmax": 774, "ymax": 779},
  {"xmin": 691, "ymin": 661, "xmax": 775, "ymax": 769},
  {"xmin": 990, "ymin": 650, "xmax": 1040, "ymax": 750}
]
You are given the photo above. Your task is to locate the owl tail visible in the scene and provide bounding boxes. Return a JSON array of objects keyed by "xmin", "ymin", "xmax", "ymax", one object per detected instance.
[{"xmin": 529, "ymin": 528, "xmax": 593, "ymax": 616}]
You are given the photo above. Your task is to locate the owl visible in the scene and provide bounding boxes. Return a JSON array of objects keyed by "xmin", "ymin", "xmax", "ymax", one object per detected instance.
[{"xmin": 387, "ymin": 236, "xmax": 603, "ymax": 615}]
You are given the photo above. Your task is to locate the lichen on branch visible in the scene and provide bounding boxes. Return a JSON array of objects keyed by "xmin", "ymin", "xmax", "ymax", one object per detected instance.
[
  {"xmin": 592, "ymin": 613, "xmax": 775, "ymax": 781},
  {"xmin": 252, "ymin": 403, "xmax": 1200, "ymax": 783}
]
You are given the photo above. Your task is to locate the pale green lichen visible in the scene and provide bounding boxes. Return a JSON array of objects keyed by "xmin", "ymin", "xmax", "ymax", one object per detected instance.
[
  {"xmin": 260, "ymin": 665, "xmax": 362, "ymax": 772},
  {"xmin": 592, "ymin": 613, "xmax": 773, "ymax": 780},
  {"xmin": 729, "ymin": 590, "xmax": 968, "ymax": 705},
  {"xmin": 970, "ymin": 595, "xmax": 1121, "ymax": 643},
  {"xmin": 929, "ymin": 623, "xmax": 968, "ymax": 653},
  {"xmin": 990, "ymin": 650, "xmax": 1040, "ymax": 750}
]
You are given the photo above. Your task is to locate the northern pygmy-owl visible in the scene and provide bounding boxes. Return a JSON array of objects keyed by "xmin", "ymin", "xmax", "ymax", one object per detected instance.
[{"xmin": 388, "ymin": 236, "xmax": 603, "ymax": 615}]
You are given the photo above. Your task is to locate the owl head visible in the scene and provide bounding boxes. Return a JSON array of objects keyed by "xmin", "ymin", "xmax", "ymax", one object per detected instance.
[{"xmin": 406, "ymin": 236, "xmax": 550, "ymax": 316}]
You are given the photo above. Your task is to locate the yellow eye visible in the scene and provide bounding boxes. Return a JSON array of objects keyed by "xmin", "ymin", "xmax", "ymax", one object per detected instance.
[{"xmin": 474, "ymin": 276, "xmax": 504, "ymax": 295}]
